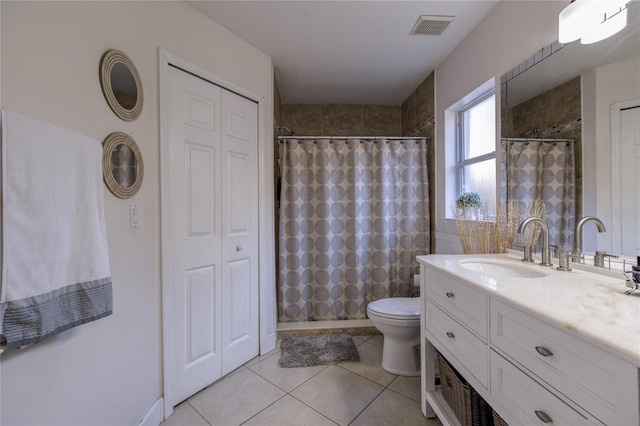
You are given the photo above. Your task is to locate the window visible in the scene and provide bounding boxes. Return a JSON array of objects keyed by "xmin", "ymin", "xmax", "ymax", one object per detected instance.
[{"xmin": 457, "ymin": 91, "xmax": 496, "ymax": 209}]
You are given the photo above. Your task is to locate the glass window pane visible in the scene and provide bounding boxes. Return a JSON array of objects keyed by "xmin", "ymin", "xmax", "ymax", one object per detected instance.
[
  {"xmin": 463, "ymin": 158, "xmax": 496, "ymax": 209},
  {"xmin": 464, "ymin": 95, "xmax": 495, "ymax": 159}
]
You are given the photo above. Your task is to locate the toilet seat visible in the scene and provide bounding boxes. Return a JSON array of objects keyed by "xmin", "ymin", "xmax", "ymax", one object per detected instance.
[{"xmin": 367, "ymin": 297, "xmax": 420, "ymax": 320}]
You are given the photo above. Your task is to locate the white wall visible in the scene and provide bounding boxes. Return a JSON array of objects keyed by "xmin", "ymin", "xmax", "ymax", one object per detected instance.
[
  {"xmin": 0, "ymin": 2, "xmax": 273, "ymax": 425},
  {"xmin": 434, "ymin": 1, "xmax": 565, "ymax": 253}
]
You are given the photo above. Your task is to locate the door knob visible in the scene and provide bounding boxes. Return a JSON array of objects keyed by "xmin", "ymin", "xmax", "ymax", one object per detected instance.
[{"xmin": 236, "ymin": 245, "xmax": 242, "ymax": 252}]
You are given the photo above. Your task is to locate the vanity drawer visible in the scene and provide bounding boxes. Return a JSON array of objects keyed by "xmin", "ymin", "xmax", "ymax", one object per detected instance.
[
  {"xmin": 425, "ymin": 299, "xmax": 489, "ymax": 388},
  {"xmin": 426, "ymin": 269, "xmax": 487, "ymax": 339},
  {"xmin": 490, "ymin": 298, "xmax": 638, "ymax": 425},
  {"xmin": 490, "ymin": 350, "xmax": 601, "ymax": 425}
]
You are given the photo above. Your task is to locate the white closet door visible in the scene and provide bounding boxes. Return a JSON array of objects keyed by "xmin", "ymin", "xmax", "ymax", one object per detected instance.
[
  {"xmin": 167, "ymin": 66, "xmax": 223, "ymax": 404},
  {"xmin": 165, "ymin": 65, "xmax": 260, "ymax": 407},
  {"xmin": 220, "ymin": 90, "xmax": 259, "ymax": 375}
]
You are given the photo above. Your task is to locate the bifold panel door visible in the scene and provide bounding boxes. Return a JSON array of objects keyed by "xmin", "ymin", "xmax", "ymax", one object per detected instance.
[{"xmin": 166, "ymin": 66, "xmax": 258, "ymax": 406}]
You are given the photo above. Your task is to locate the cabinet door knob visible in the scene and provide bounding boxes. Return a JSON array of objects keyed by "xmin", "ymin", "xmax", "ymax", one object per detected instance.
[
  {"xmin": 445, "ymin": 292, "xmax": 455, "ymax": 298},
  {"xmin": 535, "ymin": 410, "xmax": 553, "ymax": 423},
  {"xmin": 236, "ymin": 245, "xmax": 242, "ymax": 252},
  {"xmin": 535, "ymin": 346, "xmax": 553, "ymax": 357},
  {"xmin": 446, "ymin": 332, "xmax": 455, "ymax": 339}
]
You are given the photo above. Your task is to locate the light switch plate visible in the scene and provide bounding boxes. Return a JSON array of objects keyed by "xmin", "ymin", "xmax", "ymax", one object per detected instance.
[{"xmin": 130, "ymin": 204, "xmax": 139, "ymax": 229}]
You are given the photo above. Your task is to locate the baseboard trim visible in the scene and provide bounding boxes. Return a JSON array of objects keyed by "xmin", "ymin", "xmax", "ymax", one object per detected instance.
[{"xmin": 139, "ymin": 397, "xmax": 164, "ymax": 426}]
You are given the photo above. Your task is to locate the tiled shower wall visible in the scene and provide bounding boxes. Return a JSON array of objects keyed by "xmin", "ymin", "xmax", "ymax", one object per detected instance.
[
  {"xmin": 280, "ymin": 104, "xmax": 402, "ymax": 136},
  {"xmin": 506, "ymin": 76, "xmax": 582, "ymax": 220},
  {"xmin": 509, "ymin": 77, "xmax": 581, "ymax": 139},
  {"xmin": 401, "ymin": 71, "xmax": 435, "ymax": 251},
  {"xmin": 401, "ymin": 71, "xmax": 435, "ymax": 137}
]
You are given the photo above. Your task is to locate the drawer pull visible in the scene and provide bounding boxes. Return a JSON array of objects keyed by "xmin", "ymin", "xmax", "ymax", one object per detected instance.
[
  {"xmin": 535, "ymin": 346, "xmax": 553, "ymax": 357},
  {"xmin": 445, "ymin": 292, "xmax": 455, "ymax": 298},
  {"xmin": 534, "ymin": 410, "xmax": 553, "ymax": 423},
  {"xmin": 446, "ymin": 332, "xmax": 455, "ymax": 339}
]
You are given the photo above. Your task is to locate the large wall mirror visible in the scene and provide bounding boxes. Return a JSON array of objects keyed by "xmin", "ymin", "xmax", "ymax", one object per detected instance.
[{"xmin": 502, "ymin": 2, "xmax": 640, "ymax": 258}]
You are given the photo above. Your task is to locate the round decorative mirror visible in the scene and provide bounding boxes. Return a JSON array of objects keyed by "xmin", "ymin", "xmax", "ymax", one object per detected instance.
[
  {"xmin": 99, "ymin": 49, "xmax": 143, "ymax": 121},
  {"xmin": 102, "ymin": 132, "xmax": 143, "ymax": 199}
]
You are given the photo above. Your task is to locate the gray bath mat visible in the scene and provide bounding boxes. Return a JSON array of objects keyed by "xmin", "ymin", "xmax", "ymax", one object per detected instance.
[{"xmin": 279, "ymin": 334, "xmax": 360, "ymax": 368}]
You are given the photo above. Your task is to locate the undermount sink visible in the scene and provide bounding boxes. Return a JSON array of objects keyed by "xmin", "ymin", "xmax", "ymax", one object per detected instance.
[{"xmin": 458, "ymin": 259, "xmax": 548, "ymax": 278}]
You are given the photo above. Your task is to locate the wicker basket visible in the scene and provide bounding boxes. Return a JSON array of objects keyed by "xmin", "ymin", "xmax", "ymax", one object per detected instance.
[
  {"xmin": 436, "ymin": 350, "xmax": 495, "ymax": 426},
  {"xmin": 493, "ymin": 410, "xmax": 509, "ymax": 426}
]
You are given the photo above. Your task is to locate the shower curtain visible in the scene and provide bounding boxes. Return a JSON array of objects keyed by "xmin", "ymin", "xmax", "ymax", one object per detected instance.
[
  {"xmin": 506, "ymin": 140, "xmax": 575, "ymax": 248},
  {"xmin": 277, "ymin": 138, "xmax": 429, "ymax": 322}
]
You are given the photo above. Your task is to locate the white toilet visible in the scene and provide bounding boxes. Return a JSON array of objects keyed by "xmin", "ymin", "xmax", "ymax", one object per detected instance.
[{"xmin": 367, "ymin": 297, "xmax": 421, "ymax": 376}]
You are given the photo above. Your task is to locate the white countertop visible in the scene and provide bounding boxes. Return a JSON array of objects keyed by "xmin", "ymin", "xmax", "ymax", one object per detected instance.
[{"xmin": 418, "ymin": 253, "xmax": 640, "ymax": 366}]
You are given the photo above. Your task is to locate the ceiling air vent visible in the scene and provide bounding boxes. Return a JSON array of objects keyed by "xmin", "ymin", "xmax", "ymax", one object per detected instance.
[{"xmin": 410, "ymin": 15, "xmax": 455, "ymax": 36}]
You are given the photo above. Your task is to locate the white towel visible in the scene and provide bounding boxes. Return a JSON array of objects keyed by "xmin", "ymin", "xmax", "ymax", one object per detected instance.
[{"xmin": 1, "ymin": 109, "xmax": 112, "ymax": 349}]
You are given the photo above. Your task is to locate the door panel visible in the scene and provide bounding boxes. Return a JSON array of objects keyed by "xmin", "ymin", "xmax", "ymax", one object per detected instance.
[
  {"xmin": 226, "ymin": 106, "xmax": 250, "ymax": 140},
  {"xmin": 227, "ymin": 152, "xmax": 251, "ymax": 234},
  {"xmin": 228, "ymin": 259, "xmax": 251, "ymax": 341},
  {"xmin": 185, "ymin": 265, "xmax": 216, "ymax": 365},
  {"xmin": 184, "ymin": 93, "xmax": 217, "ymax": 131},
  {"xmin": 186, "ymin": 144, "xmax": 215, "ymax": 237},
  {"xmin": 168, "ymin": 66, "xmax": 223, "ymax": 405},
  {"xmin": 221, "ymin": 90, "xmax": 259, "ymax": 375}
]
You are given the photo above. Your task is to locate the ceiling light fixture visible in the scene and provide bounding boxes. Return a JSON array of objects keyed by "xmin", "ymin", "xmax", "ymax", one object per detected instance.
[{"xmin": 559, "ymin": 0, "xmax": 629, "ymax": 45}]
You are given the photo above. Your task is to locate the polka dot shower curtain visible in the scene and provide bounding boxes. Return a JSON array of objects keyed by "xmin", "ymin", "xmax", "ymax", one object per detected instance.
[
  {"xmin": 277, "ymin": 138, "xmax": 430, "ymax": 322},
  {"xmin": 507, "ymin": 140, "xmax": 576, "ymax": 248}
]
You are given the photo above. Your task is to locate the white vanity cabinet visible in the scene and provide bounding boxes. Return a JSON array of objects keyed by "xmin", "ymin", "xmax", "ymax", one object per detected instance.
[
  {"xmin": 491, "ymin": 299, "xmax": 637, "ymax": 425},
  {"xmin": 419, "ymin": 255, "xmax": 640, "ymax": 426},
  {"xmin": 490, "ymin": 350, "xmax": 597, "ymax": 425}
]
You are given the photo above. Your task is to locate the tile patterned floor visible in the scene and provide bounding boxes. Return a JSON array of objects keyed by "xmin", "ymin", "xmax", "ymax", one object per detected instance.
[{"xmin": 161, "ymin": 335, "xmax": 442, "ymax": 426}]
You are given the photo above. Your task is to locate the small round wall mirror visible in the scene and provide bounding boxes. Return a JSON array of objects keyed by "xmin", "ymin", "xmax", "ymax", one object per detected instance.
[
  {"xmin": 100, "ymin": 49, "xmax": 143, "ymax": 121},
  {"xmin": 102, "ymin": 132, "xmax": 143, "ymax": 199}
]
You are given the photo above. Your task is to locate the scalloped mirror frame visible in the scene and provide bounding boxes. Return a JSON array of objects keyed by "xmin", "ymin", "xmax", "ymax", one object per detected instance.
[
  {"xmin": 99, "ymin": 49, "xmax": 143, "ymax": 121},
  {"xmin": 102, "ymin": 132, "xmax": 144, "ymax": 199}
]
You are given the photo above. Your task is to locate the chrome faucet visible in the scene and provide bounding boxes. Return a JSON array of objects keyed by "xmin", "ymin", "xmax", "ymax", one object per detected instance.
[
  {"xmin": 517, "ymin": 217, "xmax": 552, "ymax": 266},
  {"xmin": 573, "ymin": 216, "xmax": 605, "ymax": 257}
]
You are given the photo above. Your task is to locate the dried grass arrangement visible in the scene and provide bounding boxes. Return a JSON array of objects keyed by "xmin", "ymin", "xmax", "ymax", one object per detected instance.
[
  {"xmin": 520, "ymin": 200, "xmax": 547, "ymax": 248},
  {"xmin": 453, "ymin": 201, "xmax": 521, "ymax": 254}
]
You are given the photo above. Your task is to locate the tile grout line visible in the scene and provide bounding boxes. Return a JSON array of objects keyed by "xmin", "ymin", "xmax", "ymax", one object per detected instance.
[
  {"xmin": 342, "ymin": 357, "xmax": 396, "ymax": 425},
  {"xmin": 187, "ymin": 400, "xmax": 212, "ymax": 426},
  {"xmin": 286, "ymin": 392, "xmax": 341, "ymax": 426},
  {"xmin": 346, "ymin": 383, "xmax": 387, "ymax": 426},
  {"xmin": 243, "ymin": 349, "xmax": 340, "ymax": 424},
  {"xmin": 244, "ymin": 361, "xmax": 341, "ymax": 426},
  {"xmin": 344, "ymin": 373, "xmax": 424, "ymax": 425},
  {"xmin": 238, "ymin": 393, "xmax": 290, "ymax": 426}
]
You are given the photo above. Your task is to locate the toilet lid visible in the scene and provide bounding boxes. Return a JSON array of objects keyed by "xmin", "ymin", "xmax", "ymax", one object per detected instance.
[{"xmin": 367, "ymin": 297, "xmax": 420, "ymax": 320}]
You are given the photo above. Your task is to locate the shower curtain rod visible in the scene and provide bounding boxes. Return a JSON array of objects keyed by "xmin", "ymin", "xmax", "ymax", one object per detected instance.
[
  {"xmin": 501, "ymin": 137, "xmax": 575, "ymax": 143},
  {"xmin": 277, "ymin": 136, "xmax": 429, "ymax": 142}
]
